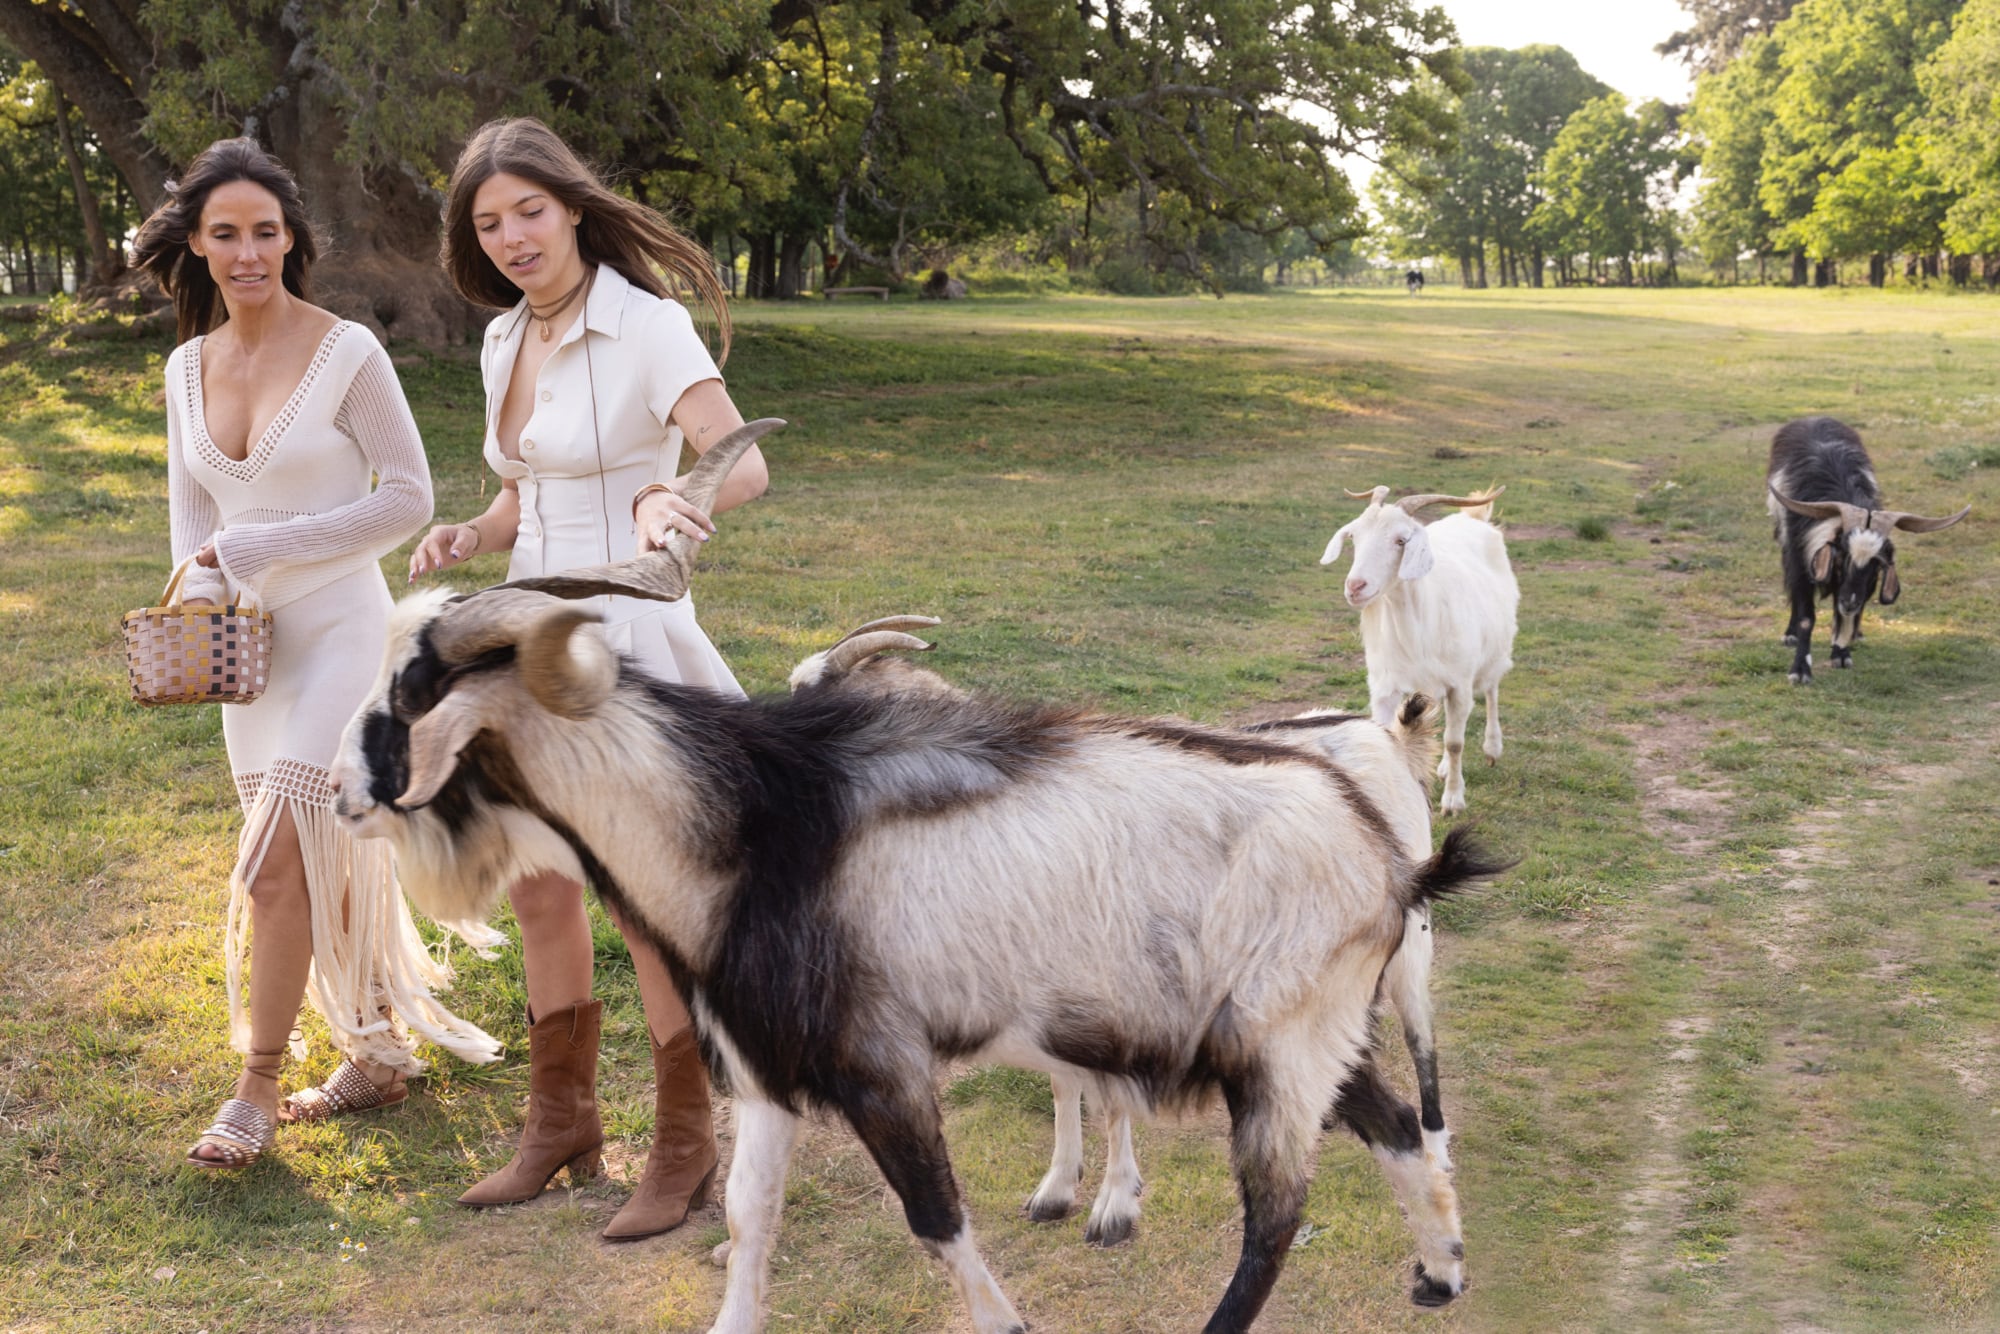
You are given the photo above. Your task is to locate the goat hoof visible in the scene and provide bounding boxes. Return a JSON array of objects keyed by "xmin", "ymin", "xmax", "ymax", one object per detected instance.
[
  {"xmin": 1023, "ymin": 1195, "xmax": 1073, "ymax": 1224},
  {"xmin": 1410, "ymin": 1261, "xmax": 1461, "ymax": 1308},
  {"xmin": 709, "ymin": 1239, "xmax": 733, "ymax": 1267},
  {"xmin": 1084, "ymin": 1212, "xmax": 1136, "ymax": 1248},
  {"xmin": 1788, "ymin": 671, "xmax": 1812, "ymax": 685}
]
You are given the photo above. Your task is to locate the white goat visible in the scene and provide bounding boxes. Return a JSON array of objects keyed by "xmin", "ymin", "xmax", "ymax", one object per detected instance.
[
  {"xmin": 793, "ymin": 623, "xmax": 1458, "ymax": 1252},
  {"xmin": 331, "ymin": 422, "xmax": 1508, "ymax": 1334},
  {"xmin": 1320, "ymin": 486, "xmax": 1518, "ymax": 815}
]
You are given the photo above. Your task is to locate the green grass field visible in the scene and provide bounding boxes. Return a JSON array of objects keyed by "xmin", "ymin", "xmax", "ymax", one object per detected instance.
[{"xmin": 3, "ymin": 285, "xmax": 1998, "ymax": 1332}]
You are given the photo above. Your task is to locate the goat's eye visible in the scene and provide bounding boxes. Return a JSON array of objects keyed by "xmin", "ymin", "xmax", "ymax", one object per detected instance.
[{"xmin": 1395, "ymin": 536, "xmax": 1408, "ymax": 547}]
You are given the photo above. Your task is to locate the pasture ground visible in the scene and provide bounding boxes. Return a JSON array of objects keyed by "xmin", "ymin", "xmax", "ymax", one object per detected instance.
[{"xmin": 2, "ymin": 286, "xmax": 1997, "ymax": 1332}]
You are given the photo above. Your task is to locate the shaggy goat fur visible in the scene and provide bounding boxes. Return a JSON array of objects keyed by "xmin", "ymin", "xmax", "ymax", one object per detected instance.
[
  {"xmin": 796, "ymin": 628, "xmax": 1460, "ymax": 1251},
  {"xmin": 335, "ymin": 594, "xmax": 1507, "ymax": 1332}
]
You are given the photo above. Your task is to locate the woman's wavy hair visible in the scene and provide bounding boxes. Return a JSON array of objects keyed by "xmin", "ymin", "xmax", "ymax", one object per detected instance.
[
  {"xmin": 130, "ymin": 138, "xmax": 319, "ymax": 343},
  {"xmin": 442, "ymin": 118, "xmax": 730, "ymax": 363}
]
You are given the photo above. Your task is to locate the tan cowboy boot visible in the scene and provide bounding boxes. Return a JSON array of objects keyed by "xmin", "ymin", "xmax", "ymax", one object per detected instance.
[
  {"xmin": 458, "ymin": 1000, "xmax": 605, "ymax": 1207},
  {"xmin": 601, "ymin": 1025, "xmax": 720, "ymax": 1241}
]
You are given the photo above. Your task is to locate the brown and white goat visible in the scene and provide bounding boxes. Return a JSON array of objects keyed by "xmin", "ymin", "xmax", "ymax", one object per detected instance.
[
  {"xmin": 331, "ymin": 421, "xmax": 1507, "ymax": 1333},
  {"xmin": 792, "ymin": 621, "xmax": 1459, "ymax": 1252},
  {"xmin": 1765, "ymin": 417, "xmax": 1971, "ymax": 683}
]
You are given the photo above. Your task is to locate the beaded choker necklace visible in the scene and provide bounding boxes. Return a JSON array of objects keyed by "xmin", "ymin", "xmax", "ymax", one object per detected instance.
[{"xmin": 526, "ymin": 270, "xmax": 591, "ymax": 342}]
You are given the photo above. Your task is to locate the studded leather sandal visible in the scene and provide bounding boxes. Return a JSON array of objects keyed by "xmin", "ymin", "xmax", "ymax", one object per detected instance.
[
  {"xmin": 282, "ymin": 1059, "xmax": 409, "ymax": 1123},
  {"xmin": 185, "ymin": 1050, "xmax": 283, "ymax": 1169}
]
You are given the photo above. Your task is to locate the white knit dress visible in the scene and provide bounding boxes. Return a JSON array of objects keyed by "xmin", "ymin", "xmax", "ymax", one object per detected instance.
[{"xmin": 166, "ymin": 321, "xmax": 501, "ymax": 1073}]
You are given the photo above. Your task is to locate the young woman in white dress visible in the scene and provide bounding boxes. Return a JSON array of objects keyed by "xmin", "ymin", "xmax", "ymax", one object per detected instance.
[
  {"xmin": 410, "ymin": 117, "xmax": 767, "ymax": 1239},
  {"xmin": 133, "ymin": 139, "xmax": 500, "ymax": 1169}
]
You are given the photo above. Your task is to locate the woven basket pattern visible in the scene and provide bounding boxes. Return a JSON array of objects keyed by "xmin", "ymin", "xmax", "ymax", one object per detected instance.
[{"xmin": 123, "ymin": 602, "xmax": 273, "ymax": 706}]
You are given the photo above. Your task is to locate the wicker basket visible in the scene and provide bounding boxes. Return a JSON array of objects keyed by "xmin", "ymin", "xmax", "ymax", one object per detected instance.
[{"xmin": 122, "ymin": 557, "xmax": 273, "ymax": 706}]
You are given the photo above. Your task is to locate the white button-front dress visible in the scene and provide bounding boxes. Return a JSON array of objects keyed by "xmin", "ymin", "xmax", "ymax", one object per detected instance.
[
  {"xmin": 166, "ymin": 322, "xmax": 501, "ymax": 1073},
  {"xmin": 480, "ymin": 264, "xmax": 743, "ymax": 698}
]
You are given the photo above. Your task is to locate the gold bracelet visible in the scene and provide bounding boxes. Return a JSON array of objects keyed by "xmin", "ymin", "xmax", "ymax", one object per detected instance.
[
  {"xmin": 460, "ymin": 519, "xmax": 484, "ymax": 554},
  {"xmin": 631, "ymin": 482, "xmax": 676, "ymax": 522}
]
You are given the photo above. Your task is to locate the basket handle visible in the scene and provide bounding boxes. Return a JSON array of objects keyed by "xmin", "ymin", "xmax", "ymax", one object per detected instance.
[{"xmin": 160, "ymin": 554, "xmax": 258, "ymax": 613}]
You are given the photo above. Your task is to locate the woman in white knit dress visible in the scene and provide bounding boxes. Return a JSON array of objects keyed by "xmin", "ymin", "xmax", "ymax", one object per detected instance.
[
  {"xmin": 133, "ymin": 139, "xmax": 500, "ymax": 1169},
  {"xmin": 409, "ymin": 118, "xmax": 766, "ymax": 1240}
]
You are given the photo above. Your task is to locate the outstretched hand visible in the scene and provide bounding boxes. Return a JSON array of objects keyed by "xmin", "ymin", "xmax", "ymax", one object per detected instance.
[{"xmin": 409, "ymin": 523, "xmax": 483, "ymax": 583}]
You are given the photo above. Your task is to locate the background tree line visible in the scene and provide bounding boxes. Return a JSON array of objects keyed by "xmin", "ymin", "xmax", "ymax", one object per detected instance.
[
  {"xmin": 1373, "ymin": 0, "xmax": 2000, "ymax": 289},
  {"xmin": 0, "ymin": 0, "xmax": 1457, "ymax": 341}
]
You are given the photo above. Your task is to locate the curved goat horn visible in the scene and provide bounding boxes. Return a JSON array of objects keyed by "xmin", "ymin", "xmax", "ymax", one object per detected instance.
[
  {"xmin": 1397, "ymin": 485, "xmax": 1506, "ymax": 514},
  {"xmin": 1879, "ymin": 503, "xmax": 1971, "ymax": 534},
  {"xmin": 503, "ymin": 417, "xmax": 788, "ymax": 603},
  {"xmin": 1345, "ymin": 486, "xmax": 1390, "ymax": 504},
  {"xmin": 830, "ymin": 615, "xmax": 942, "ymax": 646},
  {"xmin": 823, "ymin": 630, "xmax": 936, "ymax": 676},
  {"xmin": 430, "ymin": 587, "xmax": 568, "ymax": 663},
  {"xmin": 517, "ymin": 602, "xmax": 618, "ymax": 719},
  {"xmin": 1768, "ymin": 487, "xmax": 1865, "ymax": 527}
]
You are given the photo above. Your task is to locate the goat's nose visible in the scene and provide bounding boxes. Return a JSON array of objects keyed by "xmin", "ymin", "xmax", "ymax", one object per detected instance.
[
  {"xmin": 328, "ymin": 773, "xmax": 342, "ymax": 794},
  {"xmin": 1346, "ymin": 577, "xmax": 1368, "ymax": 599}
]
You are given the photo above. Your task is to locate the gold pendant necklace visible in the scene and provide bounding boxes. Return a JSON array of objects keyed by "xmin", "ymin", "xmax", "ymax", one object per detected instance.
[{"xmin": 527, "ymin": 270, "xmax": 591, "ymax": 342}]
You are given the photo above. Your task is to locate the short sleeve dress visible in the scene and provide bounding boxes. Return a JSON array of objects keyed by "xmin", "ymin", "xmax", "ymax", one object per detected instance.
[
  {"xmin": 165, "ymin": 321, "xmax": 501, "ymax": 1073},
  {"xmin": 478, "ymin": 264, "xmax": 742, "ymax": 697}
]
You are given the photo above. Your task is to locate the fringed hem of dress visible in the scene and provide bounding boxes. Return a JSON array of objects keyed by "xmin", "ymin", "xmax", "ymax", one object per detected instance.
[{"xmin": 226, "ymin": 757, "xmax": 503, "ymax": 1072}]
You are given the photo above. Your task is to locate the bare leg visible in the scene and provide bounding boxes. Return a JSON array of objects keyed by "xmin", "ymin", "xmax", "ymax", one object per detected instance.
[
  {"xmin": 605, "ymin": 898, "xmax": 693, "ymax": 1043},
  {"xmin": 510, "ymin": 871, "xmax": 595, "ymax": 1018}
]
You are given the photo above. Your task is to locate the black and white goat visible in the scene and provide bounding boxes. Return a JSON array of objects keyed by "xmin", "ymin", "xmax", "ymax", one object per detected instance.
[
  {"xmin": 1320, "ymin": 486, "xmax": 1518, "ymax": 815},
  {"xmin": 1765, "ymin": 417, "xmax": 1971, "ymax": 683},
  {"xmin": 792, "ymin": 621, "xmax": 1459, "ymax": 1252},
  {"xmin": 332, "ymin": 421, "xmax": 1509, "ymax": 1333}
]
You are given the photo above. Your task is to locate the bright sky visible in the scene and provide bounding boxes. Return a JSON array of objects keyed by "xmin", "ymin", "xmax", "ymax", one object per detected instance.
[{"xmin": 1431, "ymin": 0, "xmax": 1694, "ymax": 105}]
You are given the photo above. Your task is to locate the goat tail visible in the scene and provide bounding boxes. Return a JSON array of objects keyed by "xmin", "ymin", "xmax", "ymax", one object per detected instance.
[
  {"xmin": 1391, "ymin": 694, "xmax": 1443, "ymax": 789},
  {"xmin": 1463, "ymin": 483, "xmax": 1502, "ymax": 525},
  {"xmin": 1403, "ymin": 824, "xmax": 1516, "ymax": 912}
]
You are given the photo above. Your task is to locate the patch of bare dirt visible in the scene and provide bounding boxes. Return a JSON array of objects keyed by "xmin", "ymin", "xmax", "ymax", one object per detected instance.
[
  {"xmin": 1610, "ymin": 1014, "xmax": 1714, "ymax": 1298},
  {"xmin": 1619, "ymin": 701, "xmax": 1733, "ymax": 859}
]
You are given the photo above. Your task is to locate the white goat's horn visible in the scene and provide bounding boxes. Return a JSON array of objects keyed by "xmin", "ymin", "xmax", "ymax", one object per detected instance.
[
  {"xmin": 1397, "ymin": 486, "xmax": 1505, "ymax": 514},
  {"xmin": 823, "ymin": 630, "xmax": 936, "ymax": 676},
  {"xmin": 1879, "ymin": 504, "xmax": 1971, "ymax": 534},
  {"xmin": 503, "ymin": 417, "xmax": 788, "ymax": 603},
  {"xmin": 1345, "ymin": 486, "xmax": 1390, "ymax": 504},
  {"xmin": 517, "ymin": 602, "xmax": 617, "ymax": 719},
  {"xmin": 830, "ymin": 615, "xmax": 942, "ymax": 645},
  {"xmin": 1768, "ymin": 487, "xmax": 1866, "ymax": 528}
]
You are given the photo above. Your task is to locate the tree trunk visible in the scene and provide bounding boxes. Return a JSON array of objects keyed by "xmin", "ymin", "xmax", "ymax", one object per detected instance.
[
  {"xmin": 1475, "ymin": 246, "xmax": 1488, "ymax": 289},
  {"xmin": 1949, "ymin": 253, "xmax": 1972, "ymax": 287},
  {"xmin": 1813, "ymin": 258, "xmax": 1834, "ymax": 288},
  {"xmin": 776, "ymin": 233, "xmax": 805, "ymax": 299},
  {"xmin": 1868, "ymin": 253, "xmax": 1886, "ymax": 288},
  {"xmin": 1922, "ymin": 252, "xmax": 1940, "ymax": 281},
  {"xmin": 1531, "ymin": 244, "xmax": 1545, "ymax": 288},
  {"xmin": 1791, "ymin": 250, "xmax": 1808, "ymax": 286},
  {"xmin": 1985, "ymin": 254, "xmax": 2000, "ymax": 289},
  {"xmin": 51, "ymin": 88, "xmax": 121, "ymax": 290},
  {"xmin": 1458, "ymin": 244, "xmax": 1475, "ymax": 288},
  {"xmin": 0, "ymin": 0, "xmax": 171, "ymax": 211},
  {"xmin": 744, "ymin": 232, "xmax": 775, "ymax": 299},
  {"xmin": 21, "ymin": 241, "xmax": 37, "ymax": 295}
]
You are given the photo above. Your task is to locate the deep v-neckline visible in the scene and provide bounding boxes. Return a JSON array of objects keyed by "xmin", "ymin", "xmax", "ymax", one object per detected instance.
[{"xmin": 189, "ymin": 322, "xmax": 348, "ymax": 479}]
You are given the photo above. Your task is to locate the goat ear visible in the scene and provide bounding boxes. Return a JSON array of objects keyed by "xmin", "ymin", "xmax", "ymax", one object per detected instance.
[
  {"xmin": 398, "ymin": 686, "xmax": 493, "ymax": 809},
  {"xmin": 1398, "ymin": 525, "xmax": 1435, "ymax": 581},
  {"xmin": 1319, "ymin": 522, "xmax": 1354, "ymax": 566},
  {"xmin": 1810, "ymin": 544, "xmax": 1834, "ymax": 582},
  {"xmin": 1879, "ymin": 561, "xmax": 1900, "ymax": 605}
]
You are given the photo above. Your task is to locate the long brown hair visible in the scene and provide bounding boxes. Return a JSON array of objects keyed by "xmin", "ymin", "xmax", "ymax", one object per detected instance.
[
  {"xmin": 442, "ymin": 118, "xmax": 730, "ymax": 363},
  {"xmin": 131, "ymin": 138, "xmax": 320, "ymax": 343}
]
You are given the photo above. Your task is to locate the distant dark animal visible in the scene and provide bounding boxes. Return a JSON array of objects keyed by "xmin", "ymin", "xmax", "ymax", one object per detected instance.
[{"xmin": 1765, "ymin": 417, "xmax": 1970, "ymax": 683}]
